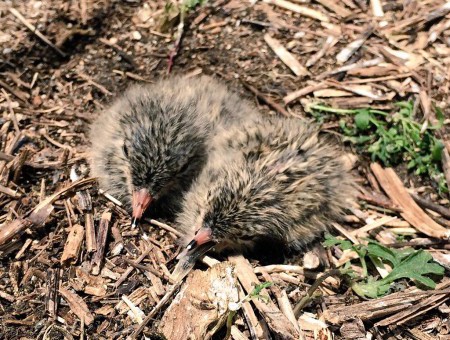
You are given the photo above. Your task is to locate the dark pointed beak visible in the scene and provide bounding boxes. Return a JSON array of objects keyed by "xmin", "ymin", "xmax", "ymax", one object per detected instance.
[
  {"xmin": 131, "ymin": 188, "xmax": 152, "ymax": 227},
  {"xmin": 170, "ymin": 228, "xmax": 215, "ymax": 282}
]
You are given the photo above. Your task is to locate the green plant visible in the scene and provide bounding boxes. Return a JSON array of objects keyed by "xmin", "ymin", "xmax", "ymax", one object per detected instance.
[
  {"xmin": 225, "ymin": 282, "xmax": 273, "ymax": 339},
  {"xmin": 307, "ymin": 101, "xmax": 447, "ymax": 193},
  {"xmin": 323, "ymin": 234, "xmax": 444, "ymax": 298},
  {"xmin": 181, "ymin": 0, "xmax": 207, "ymax": 12}
]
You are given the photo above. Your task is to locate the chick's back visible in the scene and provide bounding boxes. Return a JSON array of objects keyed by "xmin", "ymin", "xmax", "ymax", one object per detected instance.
[{"xmin": 176, "ymin": 117, "xmax": 355, "ymax": 251}]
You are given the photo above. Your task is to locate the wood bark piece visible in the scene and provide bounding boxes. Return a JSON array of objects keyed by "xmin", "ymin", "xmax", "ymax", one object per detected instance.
[
  {"xmin": 85, "ymin": 212, "xmax": 96, "ymax": 253},
  {"xmin": 336, "ymin": 25, "xmax": 374, "ymax": 64},
  {"xmin": 59, "ymin": 287, "xmax": 95, "ymax": 325},
  {"xmin": 259, "ymin": 269, "xmax": 302, "ymax": 335},
  {"xmin": 91, "ymin": 210, "xmax": 111, "ymax": 275},
  {"xmin": 376, "ymin": 279, "xmax": 450, "ymax": 326},
  {"xmin": 340, "ymin": 318, "xmax": 366, "ymax": 339},
  {"xmin": 77, "ymin": 189, "xmax": 96, "ymax": 253},
  {"xmin": 229, "ymin": 255, "xmax": 300, "ymax": 339},
  {"xmin": 61, "ymin": 224, "xmax": 84, "ymax": 265},
  {"xmin": 370, "ymin": 163, "xmax": 450, "ymax": 239},
  {"xmin": 158, "ymin": 262, "xmax": 238, "ymax": 340},
  {"xmin": 323, "ymin": 288, "xmax": 435, "ymax": 324},
  {"xmin": 0, "ymin": 178, "xmax": 95, "ymax": 247},
  {"xmin": 264, "ymin": 34, "xmax": 308, "ymax": 77},
  {"xmin": 45, "ymin": 268, "xmax": 59, "ymax": 320}
]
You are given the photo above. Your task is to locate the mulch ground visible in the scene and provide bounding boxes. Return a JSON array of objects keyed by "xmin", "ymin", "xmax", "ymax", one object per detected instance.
[{"xmin": 1, "ymin": 0, "xmax": 450, "ymax": 339}]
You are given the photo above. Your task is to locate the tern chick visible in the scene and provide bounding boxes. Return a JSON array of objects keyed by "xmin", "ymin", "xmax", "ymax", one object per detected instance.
[
  {"xmin": 89, "ymin": 76, "xmax": 259, "ymax": 226},
  {"xmin": 172, "ymin": 117, "xmax": 355, "ymax": 280}
]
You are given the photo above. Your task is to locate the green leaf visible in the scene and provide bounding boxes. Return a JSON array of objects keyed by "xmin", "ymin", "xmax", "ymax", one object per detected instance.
[
  {"xmin": 250, "ymin": 282, "xmax": 272, "ymax": 297},
  {"xmin": 366, "ymin": 242, "xmax": 402, "ymax": 267},
  {"xmin": 382, "ymin": 250, "xmax": 444, "ymax": 287},
  {"xmin": 354, "ymin": 110, "xmax": 370, "ymax": 130},
  {"xmin": 323, "ymin": 234, "xmax": 353, "ymax": 250},
  {"xmin": 353, "ymin": 250, "xmax": 444, "ymax": 298},
  {"xmin": 431, "ymin": 140, "xmax": 444, "ymax": 162},
  {"xmin": 307, "ymin": 100, "xmax": 447, "ymax": 195}
]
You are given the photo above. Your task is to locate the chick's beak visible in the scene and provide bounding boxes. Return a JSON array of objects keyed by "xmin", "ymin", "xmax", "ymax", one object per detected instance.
[
  {"xmin": 131, "ymin": 188, "xmax": 152, "ymax": 227},
  {"xmin": 170, "ymin": 228, "xmax": 215, "ymax": 282}
]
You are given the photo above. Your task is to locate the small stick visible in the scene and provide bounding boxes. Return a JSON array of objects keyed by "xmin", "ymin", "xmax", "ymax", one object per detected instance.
[
  {"xmin": 9, "ymin": 8, "xmax": 66, "ymax": 57},
  {"xmin": 76, "ymin": 71, "xmax": 112, "ymax": 96},
  {"xmin": 336, "ymin": 25, "xmax": 374, "ymax": 64},
  {"xmin": 293, "ymin": 269, "xmax": 341, "ymax": 317},
  {"xmin": 122, "ymin": 257, "xmax": 166, "ymax": 280},
  {"xmin": 264, "ymin": 34, "xmax": 308, "ymax": 77},
  {"xmin": 410, "ymin": 193, "xmax": 450, "ymax": 219},
  {"xmin": 1, "ymin": 89, "xmax": 20, "ymax": 133},
  {"xmin": 129, "ymin": 281, "xmax": 183, "ymax": 339},
  {"xmin": 241, "ymin": 80, "xmax": 290, "ymax": 117},
  {"xmin": 45, "ymin": 268, "xmax": 59, "ymax": 320},
  {"xmin": 0, "ymin": 184, "xmax": 21, "ymax": 198},
  {"xmin": 168, "ymin": 7, "xmax": 185, "ymax": 73},
  {"xmin": 147, "ymin": 219, "xmax": 182, "ymax": 237},
  {"xmin": 264, "ymin": 0, "xmax": 330, "ymax": 22},
  {"xmin": 114, "ymin": 247, "xmax": 152, "ymax": 288},
  {"xmin": 91, "ymin": 211, "xmax": 112, "ymax": 275},
  {"xmin": 283, "ymin": 82, "xmax": 327, "ymax": 104},
  {"xmin": 0, "ymin": 151, "xmax": 62, "ymax": 170},
  {"xmin": 357, "ymin": 193, "xmax": 402, "ymax": 212}
]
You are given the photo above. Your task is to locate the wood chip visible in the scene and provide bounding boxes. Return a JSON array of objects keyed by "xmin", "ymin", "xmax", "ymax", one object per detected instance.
[
  {"xmin": 229, "ymin": 255, "xmax": 300, "ymax": 339},
  {"xmin": 370, "ymin": 163, "xmax": 450, "ymax": 239},
  {"xmin": 60, "ymin": 224, "xmax": 84, "ymax": 265},
  {"xmin": 91, "ymin": 210, "xmax": 111, "ymax": 275},
  {"xmin": 264, "ymin": 0, "xmax": 330, "ymax": 22},
  {"xmin": 59, "ymin": 287, "xmax": 95, "ymax": 325},
  {"xmin": 336, "ymin": 25, "xmax": 374, "ymax": 64},
  {"xmin": 158, "ymin": 262, "xmax": 238, "ymax": 339},
  {"xmin": 264, "ymin": 34, "xmax": 308, "ymax": 77}
]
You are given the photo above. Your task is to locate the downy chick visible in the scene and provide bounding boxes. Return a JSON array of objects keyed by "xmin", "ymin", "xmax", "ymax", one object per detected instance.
[
  {"xmin": 172, "ymin": 117, "xmax": 355, "ymax": 280},
  {"xmin": 89, "ymin": 75, "xmax": 260, "ymax": 226}
]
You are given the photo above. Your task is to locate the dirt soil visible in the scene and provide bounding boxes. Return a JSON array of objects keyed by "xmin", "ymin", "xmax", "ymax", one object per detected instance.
[{"xmin": 1, "ymin": 0, "xmax": 450, "ymax": 339}]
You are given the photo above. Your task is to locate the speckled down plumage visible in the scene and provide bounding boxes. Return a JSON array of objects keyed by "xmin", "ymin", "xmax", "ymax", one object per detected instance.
[
  {"xmin": 89, "ymin": 75, "xmax": 260, "ymax": 217},
  {"xmin": 176, "ymin": 116, "xmax": 356, "ymax": 251}
]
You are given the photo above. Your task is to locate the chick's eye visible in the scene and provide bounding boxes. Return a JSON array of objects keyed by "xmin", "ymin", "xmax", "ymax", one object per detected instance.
[{"xmin": 122, "ymin": 144, "xmax": 129, "ymax": 158}]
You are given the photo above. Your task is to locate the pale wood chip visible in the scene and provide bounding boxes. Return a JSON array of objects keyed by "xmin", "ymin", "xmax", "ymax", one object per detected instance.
[
  {"xmin": 336, "ymin": 26, "xmax": 374, "ymax": 64},
  {"xmin": 59, "ymin": 287, "xmax": 95, "ymax": 325},
  {"xmin": 370, "ymin": 0, "xmax": 384, "ymax": 17},
  {"xmin": 229, "ymin": 255, "xmax": 300, "ymax": 339},
  {"xmin": 158, "ymin": 262, "xmax": 238, "ymax": 340},
  {"xmin": 370, "ymin": 163, "xmax": 450, "ymax": 239},
  {"xmin": 284, "ymin": 82, "xmax": 327, "ymax": 104},
  {"xmin": 264, "ymin": 34, "xmax": 308, "ymax": 77},
  {"xmin": 60, "ymin": 224, "xmax": 84, "ymax": 265},
  {"xmin": 352, "ymin": 216, "xmax": 398, "ymax": 237},
  {"xmin": 264, "ymin": 0, "xmax": 330, "ymax": 22}
]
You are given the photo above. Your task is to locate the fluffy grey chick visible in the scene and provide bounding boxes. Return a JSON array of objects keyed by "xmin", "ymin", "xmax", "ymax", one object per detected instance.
[
  {"xmin": 172, "ymin": 117, "xmax": 355, "ymax": 280},
  {"xmin": 89, "ymin": 75, "xmax": 260, "ymax": 226}
]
